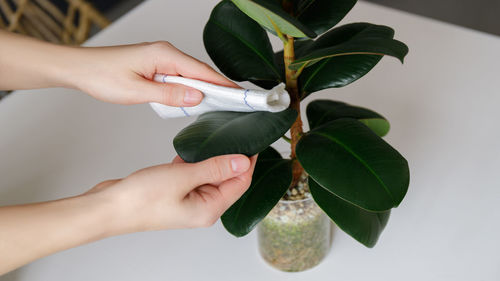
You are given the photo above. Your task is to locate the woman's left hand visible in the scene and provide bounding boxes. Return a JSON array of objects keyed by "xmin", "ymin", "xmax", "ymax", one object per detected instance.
[
  {"xmin": 0, "ymin": 31, "xmax": 238, "ymax": 106},
  {"xmin": 66, "ymin": 41, "xmax": 238, "ymax": 106}
]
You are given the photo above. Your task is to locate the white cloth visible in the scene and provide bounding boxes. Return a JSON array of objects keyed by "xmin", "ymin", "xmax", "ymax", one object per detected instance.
[{"xmin": 149, "ymin": 74, "xmax": 290, "ymax": 118}]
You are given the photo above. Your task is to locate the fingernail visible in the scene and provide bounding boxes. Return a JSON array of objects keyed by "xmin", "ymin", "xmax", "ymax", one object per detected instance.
[
  {"xmin": 184, "ymin": 89, "xmax": 203, "ymax": 105},
  {"xmin": 231, "ymin": 157, "xmax": 250, "ymax": 173}
]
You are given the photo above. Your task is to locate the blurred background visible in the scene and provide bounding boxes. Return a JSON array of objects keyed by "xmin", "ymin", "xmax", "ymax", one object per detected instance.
[
  {"xmin": 96, "ymin": 0, "xmax": 500, "ymax": 36},
  {"xmin": 365, "ymin": 0, "xmax": 500, "ymax": 36},
  {"xmin": 95, "ymin": 0, "xmax": 500, "ymax": 36},
  {"xmin": 0, "ymin": 0, "xmax": 498, "ymax": 101}
]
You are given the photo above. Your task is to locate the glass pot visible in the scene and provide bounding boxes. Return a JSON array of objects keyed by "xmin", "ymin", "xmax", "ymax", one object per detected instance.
[{"xmin": 257, "ymin": 186, "xmax": 331, "ymax": 272}]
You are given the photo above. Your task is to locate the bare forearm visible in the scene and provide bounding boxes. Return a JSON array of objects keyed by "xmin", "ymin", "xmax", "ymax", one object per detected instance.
[
  {"xmin": 0, "ymin": 30, "xmax": 77, "ymax": 91},
  {"xmin": 0, "ymin": 193, "xmax": 118, "ymax": 274}
]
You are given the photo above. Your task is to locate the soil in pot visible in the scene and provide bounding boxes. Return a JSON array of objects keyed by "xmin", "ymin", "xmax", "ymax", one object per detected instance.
[{"xmin": 257, "ymin": 174, "xmax": 331, "ymax": 272}]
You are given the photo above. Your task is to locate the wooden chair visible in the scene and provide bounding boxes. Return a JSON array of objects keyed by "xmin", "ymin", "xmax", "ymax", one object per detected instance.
[
  {"xmin": 0, "ymin": 0, "xmax": 110, "ymax": 100},
  {"xmin": 0, "ymin": 0, "xmax": 110, "ymax": 45}
]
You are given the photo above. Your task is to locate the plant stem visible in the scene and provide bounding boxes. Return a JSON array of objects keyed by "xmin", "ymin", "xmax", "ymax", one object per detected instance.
[{"xmin": 283, "ymin": 35, "xmax": 305, "ymax": 189}]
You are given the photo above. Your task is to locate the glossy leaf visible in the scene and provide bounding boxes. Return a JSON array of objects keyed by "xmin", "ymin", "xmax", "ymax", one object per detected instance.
[
  {"xmin": 204, "ymin": 0, "xmax": 281, "ymax": 89},
  {"xmin": 297, "ymin": 23, "xmax": 402, "ymax": 95},
  {"xmin": 231, "ymin": 0, "xmax": 316, "ymax": 38},
  {"xmin": 307, "ymin": 100, "xmax": 390, "ymax": 136},
  {"xmin": 295, "ymin": 0, "xmax": 357, "ymax": 35},
  {"xmin": 310, "ymin": 178, "xmax": 390, "ymax": 247},
  {"xmin": 300, "ymin": 54, "xmax": 382, "ymax": 95},
  {"xmin": 296, "ymin": 118, "xmax": 409, "ymax": 211},
  {"xmin": 290, "ymin": 37, "xmax": 408, "ymax": 70},
  {"xmin": 258, "ymin": 144, "xmax": 283, "ymax": 159},
  {"xmin": 222, "ymin": 146, "xmax": 292, "ymax": 237},
  {"xmin": 299, "ymin": 23, "xmax": 396, "ymax": 53},
  {"xmin": 174, "ymin": 109, "xmax": 297, "ymax": 163}
]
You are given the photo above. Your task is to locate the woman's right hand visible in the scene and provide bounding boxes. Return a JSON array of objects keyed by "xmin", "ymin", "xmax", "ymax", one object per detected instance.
[
  {"xmin": 0, "ymin": 154, "xmax": 257, "ymax": 274},
  {"xmin": 85, "ymin": 154, "xmax": 257, "ymax": 234}
]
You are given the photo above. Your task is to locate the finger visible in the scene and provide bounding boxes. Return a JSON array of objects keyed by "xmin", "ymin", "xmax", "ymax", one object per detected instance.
[
  {"xmin": 211, "ymin": 155, "xmax": 256, "ymax": 187},
  {"xmin": 180, "ymin": 154, "xmax": 251, "ymax": 191},
  {"xmin": 181, "ymin": 155, "xmax": 257, "ymax": 222},
  {"xmin": 172, "ymin": 51, "xmax": 240, "ymax": 88},
  {"xmin": 208, "ymin": 156, "xmax": 257, "ymax": 213},
  {"xmin": 137, "ymin": 79, "xmax": 204, "ymax": 107},
  {"xmin": 216, "ymin": 154, "xmax": 257, "ymax": 209}
]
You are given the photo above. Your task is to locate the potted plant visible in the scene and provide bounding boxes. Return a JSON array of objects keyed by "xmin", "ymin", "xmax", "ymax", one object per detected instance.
[{"xmin": 173, "ymin": 0, "xmax": 410, "ymax": 272}]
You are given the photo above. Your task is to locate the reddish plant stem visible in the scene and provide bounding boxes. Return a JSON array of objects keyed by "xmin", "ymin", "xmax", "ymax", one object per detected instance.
[{"xmin": 283, "ymin": 35, "xmax": 305, "ymax": 188}]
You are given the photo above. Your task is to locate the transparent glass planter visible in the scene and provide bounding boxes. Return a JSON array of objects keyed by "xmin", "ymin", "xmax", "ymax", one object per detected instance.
[{"xmin": 257, "ymin": 193, "xmax": 331, "ymax": 272}]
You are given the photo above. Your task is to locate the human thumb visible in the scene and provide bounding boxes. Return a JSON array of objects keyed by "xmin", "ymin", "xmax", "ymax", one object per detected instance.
[
  {"xmin": 181, "ymin": 155, "xmax": 251, "ymax": 189},
  {"xmin": 140, "ymin": 79, "xmax": 203, "ymax": 107}
]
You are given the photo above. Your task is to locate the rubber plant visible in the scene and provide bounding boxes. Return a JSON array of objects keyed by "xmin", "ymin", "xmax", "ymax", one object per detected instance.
[{"xmin": 173, "ymin": 0, "xmax": 409, "ymax": 248}]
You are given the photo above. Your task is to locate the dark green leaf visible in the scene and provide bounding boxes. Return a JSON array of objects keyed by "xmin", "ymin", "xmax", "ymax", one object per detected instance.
[
  {"xmin": 300, "ymin": 54, "xmax": 382, "ymax": 96},
  {"xmin": 309, "ymin": 178, "xmax": 390, "ymax": 247},
  {"xmin": 230, "ymin": 0, "xmax": 316, "ymax": 38},
  {"xmin": 307, "ymin": 100, "xmax": 390, "ymax": 136},
  {"xmin": 296, "ymin": 118, "xmax": 409, "ymax": 211},
  {"xmin": 297, "ymin": 23, "xmax": 403, "ymax": 95},
  {"xmin": 222, "ymin": 146, "xmax": 292, "ymax": 236},
  {"xmin": 300, "ymin": 23, "xmax": 396, "ymax": 54},
  {"xmin": 295, "ymin": 0, "xmax": 357, "ymax": 35},
  {"xmin": 290, "ymin": 37, "xmax": 408, "ymax": 70},
  {"xmin": 174, "ymin": 109, "xmax": 297, "ymax": 163},
  {"xmin": 258, "ymin": 144, "xmax": 283, "ymax": 160},
  {"xmin": 204, "ymin": 1, "xmax": 281, "ymax": 89}
]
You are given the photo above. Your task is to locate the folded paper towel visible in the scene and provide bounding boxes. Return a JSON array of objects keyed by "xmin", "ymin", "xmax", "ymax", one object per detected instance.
[{"xmin": 150, "ymin": 74, "xmax": 290, "ymax": 118}]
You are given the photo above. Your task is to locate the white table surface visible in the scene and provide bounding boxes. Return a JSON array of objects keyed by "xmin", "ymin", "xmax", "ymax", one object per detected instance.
[{"xmin": 1, "ymin": 0, "xmax": 500, "ymax": 280}]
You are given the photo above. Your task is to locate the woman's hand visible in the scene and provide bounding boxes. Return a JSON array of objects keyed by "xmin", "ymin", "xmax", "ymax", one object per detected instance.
[
  {"xmin": 66, "ymin": 41, "xmax": 239, "ymax": 106},
  {"xmin": 0, "ymin": 154, "xmax": 256, "ymax": 274},
  {"xmin": 87, "ymin": 154, "xmax": 257, "ymax": 233},
  {"xmin": 0, "ymin": 30, "xmax": 238, "ymax": 106}
]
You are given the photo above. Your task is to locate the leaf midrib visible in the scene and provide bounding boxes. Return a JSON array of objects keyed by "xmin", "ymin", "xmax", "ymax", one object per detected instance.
[
  {"xmin": 301, "ymin": 57, "xmax": 331, "ymax": 95},
  {"xmin": 294, "ymin": 51, "xmax": 387, "ymax": 69},
  {"xmin": 293, "ymin": 25, "xmax": 400, "ymax": 70},
  {"xmin": 245, "ymin": 0, "xmax": 313, "ymax": 37},
  {"xmin": 312, "ymin": 130, "xmax": 396, "ymax": 203},
  {"xmin": 210, "ymin": 18, "xmax": 281, "ymax": 79}
]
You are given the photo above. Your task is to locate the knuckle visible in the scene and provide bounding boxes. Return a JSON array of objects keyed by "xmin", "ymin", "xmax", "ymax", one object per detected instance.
[
  {"xmin": 97, "ymin": 179, "xmax": 119, "ymax": 188},
  {"xmin": 207, "ymin": 158, "xmax": 226, "ymax": 182},
  {"xmin": 160, "ymin": 85, "xmax": 175, "ymax": 105},
  {"xmin": 153, "ymin": 41, "xmax": 173, "ymax": 49},
  {"xmin": 146, "ymin": 41, "xmax": 174, "ymax": 55},
  {"xmin": 161, "ymin": 85, "xmax": 185, "ymax": 106}
]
